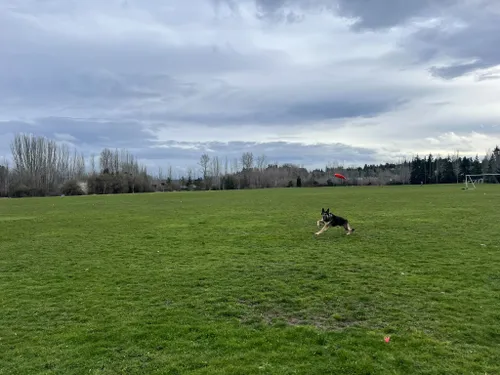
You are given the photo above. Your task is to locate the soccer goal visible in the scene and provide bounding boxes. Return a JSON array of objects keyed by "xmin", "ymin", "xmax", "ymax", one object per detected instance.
[{"xmin": 464, "ymin": 173, "xmax": 500, "ymax": 189}]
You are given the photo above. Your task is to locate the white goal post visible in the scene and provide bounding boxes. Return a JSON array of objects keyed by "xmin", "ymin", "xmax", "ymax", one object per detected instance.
[{"xmin": 465, "ymin": 173, "xmax": 500, "ymax": 189}]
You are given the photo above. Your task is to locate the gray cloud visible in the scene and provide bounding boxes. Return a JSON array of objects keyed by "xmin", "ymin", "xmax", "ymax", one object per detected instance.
[
  {"xmin": 0, "ymin": 118, "xmax": 153, "ymax": 152},
  {"xmin": 221, "ymin": 0, "xmax": 457, "ymax": 29},
  {"xmin": 220, "ymin": 0, "xmax": 500, "ymax": 79},
  {"xmin": 0, "ymin": 4, "xmax": 285, "ymax": 111},
  {"xmin": 429, "ymin": 63, "xmax": 486, "ymax": 80},
  {"xmin": 406, "ymin": 5, "xmax": 500, "ymax": 79},
  {"xmin": 1, "ymin": 0, "xmax": 500, "ymax": 171},
  {"xmin": 123, "ymin": 96, "xmax": 407, "ymax": 127},
  {"xmin": 0, "ymin": 40, "xmax": 268, "ymax": 106},
  {"xmin": 284, "ymin": 98, "xmax": 408, "ymax": 122},
  {"xmin": 334, "ymin": 0, "xmax": 456, "ymax": 31}
]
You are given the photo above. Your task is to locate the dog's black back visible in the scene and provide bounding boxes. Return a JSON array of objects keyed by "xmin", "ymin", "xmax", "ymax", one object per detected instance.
[{"xmin": 327, "ymin": 214, "xmax": 348, "ymax": 227}]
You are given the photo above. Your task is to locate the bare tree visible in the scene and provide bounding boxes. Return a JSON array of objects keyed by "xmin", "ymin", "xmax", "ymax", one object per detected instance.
[
  {"xmin": 57, "ymin": 143, "xmax": 71, "ymax": 183},
  {"xmin": 112, "ymin": 149, "xmax": 120, "ymax": 174},
  {"xmin": 210, "ymin": 155, "xmax": 221, "ymax": 189},
  {"xmin": 67, "ymin": 149, "xmax": 85, "ymax": 180},
  {"xmin": 74, "ymin": 151, "xmax": 86, "ymax": 180},
  {"xmin": 255, "ymin": 154, "xmax": 267, "ymax": 187},
  {"xmin": 11, "ymin": 133, "xmax": 33, "ymax": 188},
  {"xmin": 120, "ymin": 149, "xmax": 133, "ymax": 172},
  {"xmin": 256, "ymin": 154, "xmax": 266, "ymax": 171},
  {"xmin": 157, "ymin": 166, "xmax": 164, "ymax": 191},
  {"xmin": 230, "ymin": 158, "xmax": 239, "ymax": 174},
  {"xmin": 100, "ymin": 148, "xmax": 113, "ymax": 173},
  {"xmin": 224, "ymin": 156, "xmax": 229, "ymax": 176},
  {"xmin": 240, "ymin": 152, "xmax": 254, "ymax": 188},
  {"xmin": 199, "ymin": 153, "xmax": 211, "ymax": 189},
  {"xmin": 7, "ymin": 133, "xmax": 157, "ymax": 196},
  {"xmin": 9, "ymin": 133, "xmax": 88, "ymax": 194},
  {"xmin": 167, "ymin": 165, "xmax": 173, "ymax": 180},
  {"xmin": 241, "ymin": 152, "xmax": 254, "ymax": 170},
  {"xmin": 90, "ymin": 153, "xmax": 96, "ymax": 175},
  {"xmin": 0, "ymin": 159, "xmax": 9, "ymax": 197},
  {"xmin": 187, "ymin": 167, "xmax": 194, "ymax": 188},
  {"xmin": 11, "ymin": 133, "xmax": 55, "ymax": 192}
]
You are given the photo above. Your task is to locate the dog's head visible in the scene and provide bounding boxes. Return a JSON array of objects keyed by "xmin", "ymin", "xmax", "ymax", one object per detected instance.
[{"xmin": 321, "ymin": 208, "xmax": 332, "ymax": 222}]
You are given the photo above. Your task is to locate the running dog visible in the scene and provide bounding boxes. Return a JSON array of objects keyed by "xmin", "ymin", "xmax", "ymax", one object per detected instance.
[{"xmin": 315, "ymin": 208, "xmax": 355, "ymax": 236}]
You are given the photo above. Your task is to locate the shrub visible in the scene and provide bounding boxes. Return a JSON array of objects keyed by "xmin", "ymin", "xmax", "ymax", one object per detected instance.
[
  {"xmin": 61, "ymin": 180, "xmax": 85, "ymax": 196},
  {"xmin": 10, "ymin": 184, "xmax": 30, "ymax": 198},
  {"xmin": 296, "ymin": 176, "xmax": 302, "ymax": 187}
]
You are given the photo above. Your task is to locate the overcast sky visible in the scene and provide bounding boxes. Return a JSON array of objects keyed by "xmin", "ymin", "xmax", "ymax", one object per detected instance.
[{"xmin": 1, "ymin": 0, "xmax": 500, "ymax": 173}]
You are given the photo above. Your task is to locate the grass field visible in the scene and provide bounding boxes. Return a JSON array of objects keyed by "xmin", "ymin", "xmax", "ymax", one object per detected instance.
[{"xmin": 1, "ymin": 185, "xmax": 500, "ymax": 375}]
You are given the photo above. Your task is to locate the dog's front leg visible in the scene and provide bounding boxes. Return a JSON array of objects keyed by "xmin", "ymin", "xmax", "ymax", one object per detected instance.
[
  {"xmin": 315, "ymin": 224, "xmax": 329, "ymax": 236},
  {"xmin": 316, "ymin": 220, "xmax": 324, "ymax": 228}
]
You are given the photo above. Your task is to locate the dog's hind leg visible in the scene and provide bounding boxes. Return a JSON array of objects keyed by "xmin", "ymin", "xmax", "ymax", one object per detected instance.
[{"xmin": 343, "ymin": 222, "xmax": 354, "ymax": 235}]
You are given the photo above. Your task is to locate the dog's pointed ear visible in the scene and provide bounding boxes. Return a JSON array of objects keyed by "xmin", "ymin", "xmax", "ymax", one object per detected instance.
[
  {"xmin": 326, "ymin": 208, "xmax": 330, "ymax": 213},
  {"xmin": 321, "ymin": 208, "xmax": 325, "ymax": 213}
]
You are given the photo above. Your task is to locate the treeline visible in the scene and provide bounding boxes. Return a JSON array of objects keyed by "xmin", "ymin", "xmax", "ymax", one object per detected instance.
[
  {"xmin": 0, "ymin": 133, "xmax": 499, "ymax": 197},
  {"xmin": 0, "ymin": 134, "xmax": 153, "ymax": 197},
  {"xmin": 409, "ymin": 150, "xmax": 500, "ymax": 184},
  {"xmin": 162, "ymin": 147, "xmax": 499, "ymax": 191}
]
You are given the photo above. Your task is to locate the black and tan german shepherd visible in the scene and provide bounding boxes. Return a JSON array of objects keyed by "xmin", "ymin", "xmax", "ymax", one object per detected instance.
[{"xmin": 315, "ymin": 208, "xmax": 355, "ymax": 236}]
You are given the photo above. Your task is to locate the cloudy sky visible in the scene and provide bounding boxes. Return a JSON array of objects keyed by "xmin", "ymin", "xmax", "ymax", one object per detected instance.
[{"xmin": 1, "ymin": 0, "xmax": 500, "ymax": 174}]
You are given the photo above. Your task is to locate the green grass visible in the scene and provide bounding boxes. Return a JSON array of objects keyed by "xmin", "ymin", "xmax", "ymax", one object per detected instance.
[{"xmin": 1, "ymin": 185, "xmax": 500, "ymax": 375}]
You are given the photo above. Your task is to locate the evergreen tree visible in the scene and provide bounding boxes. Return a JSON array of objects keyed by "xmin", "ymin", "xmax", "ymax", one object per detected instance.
[
  {"xmin": 459, "ymin": 156, "xmax": 471, "ymax": 178},
  {"xmin": 410, "ymin": 155, "xmax": 425, "ymax": 184},
  {"xmin": 481, "ymin": 155, "xmax": 490, "ymax": 173},
  {"xmin": 433, "ymin": 157, "xmax": 441, "ymax": 183},
  {"xmin": 440, "ymin": 157, "xmax": 455, "ymax": 183},
  {"xmin": 427, "ymin": 154, "xmax": 434, "ymax": 184},
  {"xmin": 472, "ymin": 155, "xmax": 482, "ymax": 174},
  {"xmin": 484, "ymin": 153, "xmax": 497, "ymax": 183},
  {"xmin": 494, "ymin": 146, "xmax": 500, "ymax": 173}
]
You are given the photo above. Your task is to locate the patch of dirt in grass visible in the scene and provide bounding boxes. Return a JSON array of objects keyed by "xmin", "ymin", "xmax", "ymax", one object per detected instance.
[{"xmin": 237, "ymin": 299, "xmax": 365, "ymax": 331}]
